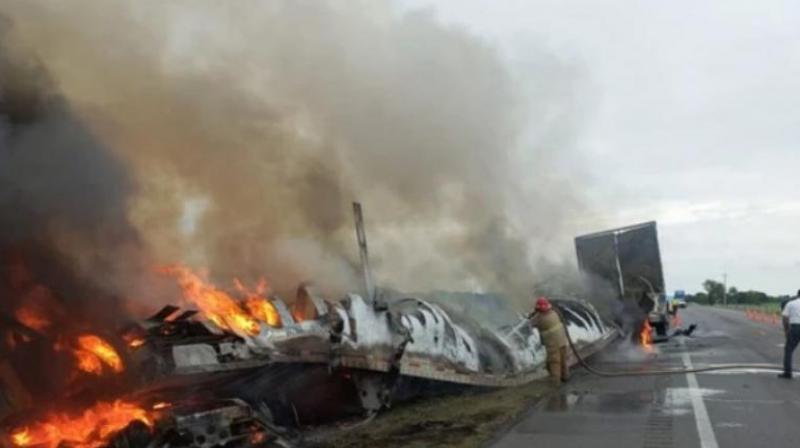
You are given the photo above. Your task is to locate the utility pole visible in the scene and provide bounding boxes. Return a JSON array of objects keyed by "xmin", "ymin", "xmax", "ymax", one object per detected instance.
[{"xmin": 723, "ymin": 272, "xmax": 728, "ymax": 305}]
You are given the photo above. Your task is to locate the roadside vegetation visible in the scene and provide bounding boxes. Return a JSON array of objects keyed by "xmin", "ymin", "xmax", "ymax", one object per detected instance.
[
  {"xmin": 308, "ymin": 381, "xmax": 551, "ymax": 448},
  {"xmin": 686, "ymin": 279, "xmax": 791, "ymax": 310}
]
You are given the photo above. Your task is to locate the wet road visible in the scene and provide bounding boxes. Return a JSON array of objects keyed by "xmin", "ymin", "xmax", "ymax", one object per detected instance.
[{"xmin": 491, "ymin": 305, "xmax": 800, "ymax": 448}]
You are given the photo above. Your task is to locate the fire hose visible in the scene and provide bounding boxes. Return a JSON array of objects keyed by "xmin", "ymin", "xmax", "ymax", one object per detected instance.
[{"xmin": 547, "ymin": 308, "xmax": 785, "ymax": 377}]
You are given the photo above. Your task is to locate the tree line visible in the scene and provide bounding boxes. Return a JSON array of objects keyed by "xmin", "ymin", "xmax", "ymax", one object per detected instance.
[{"xmin": 686, "ymin": 279, "xmax": 792, "ymax": 305}]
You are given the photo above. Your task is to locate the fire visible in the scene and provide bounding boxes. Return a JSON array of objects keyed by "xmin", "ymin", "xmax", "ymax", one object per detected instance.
[
  {"xmin": 11, "ymin": 429, "xmax": 32, "ymax": 446},
  {"xmin": 249, "ymin": 430, "xmax": 268, "ymax": 445},
  {"xmin": 236, "ymin": 277, "xmax": 281, "ymax": 328},
  {"xmin": 73, "ymin": 334, "xmax": 124, "ymax": 375},
  {"xmin": 158, "ymin": 264, "xmax": 282, "ymax": 334},
  {"xmin": 121, "ymin": 330, "xmax": 147, "ymax": 349},
  {"xmin": 14, "ymin": 305, "xmax": 51, "ymax": 332},
  {"xmin": 74, "ymin": 350, "xmax": 104, "ymax": 375},
  {"xmin": 10, "ymin": 400, "xmax": 153, "ymax": 448},
  {"xmin": 234, "ymin": 277, "xmax": 268, "ymax": 297},
  {"xmin": 158, "ymin": 264, "xmax": 260, "ymax": 335},
  {"xmin": 639, "ymin": 320, "xmax": 653, "ymax": 351},
  {"xmin": 245, "ymin": 298, "xmax": 282, "ymax": 328},
  {"xmin": 151, "ymin": 401, "xmax": 170, "ymax": 410}
]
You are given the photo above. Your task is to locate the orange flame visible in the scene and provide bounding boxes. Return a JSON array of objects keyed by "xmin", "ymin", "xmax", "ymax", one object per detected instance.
[
  {"xmin": 151, "ymin": 401, "xmax": 171, "ymax": 410},
  {"xmin": 158, "ymin": 264, "xmax": 281, "ymax": 334},
  {"xmin": 234, "ymin": 277, "xmax": 268, "ymax": 297},
  {"xmin": 14, "ymin": 306, "xmax": 51, "ymax": 332},
  {"xmin": 74, "ymin": 350, "xmax": 104, "ymax": 375},
  {"xmin": 121, "ymin": 330, "xmax": 146, "ymax": 349},
  {"xmin": 639, "ymin": 320, "xmax": 653, "ymax": 351},
  {"xmin": 249, "ymin": 430, "xmax": 268, "ymax": 445},
  {"xmin": 236, "ymin": 276, "xmax": 282, "ymax": 328},
  {"xmin": 10, "ymin": 400, "xmax": 152, "ymax": 448},
  {"xmin": 158, "ymin": 265, "xmax": 260, "ymax": 335},
  {"xmin": 245, "ymin": 298, "xmax": 282, "ymax": 328},
  {"xmin": 73, "ymin": 334, "xmax": 124, "ymax": 375}
]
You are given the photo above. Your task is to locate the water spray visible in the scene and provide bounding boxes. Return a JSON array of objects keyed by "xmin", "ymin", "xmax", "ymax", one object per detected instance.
[{"xmin": 551, "ymin": 308, "xmax": 785, "ymax": 377}]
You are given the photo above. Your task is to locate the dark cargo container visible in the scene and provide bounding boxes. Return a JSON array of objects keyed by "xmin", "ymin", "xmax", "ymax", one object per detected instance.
[{"xmin": 575, "ymin": 221, "xmax": 668, "ymax": 335}]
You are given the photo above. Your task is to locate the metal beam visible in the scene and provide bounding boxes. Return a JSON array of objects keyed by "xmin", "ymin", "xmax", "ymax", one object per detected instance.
[{"xmin": 352, "ymin": 202, "xmax": 375, "ymax": 303}]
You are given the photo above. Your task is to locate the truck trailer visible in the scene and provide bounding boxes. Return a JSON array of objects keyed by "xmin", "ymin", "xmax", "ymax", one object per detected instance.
[{"xmin": 575, "ymin": 221, "xmax": 670, "ymax": 337}]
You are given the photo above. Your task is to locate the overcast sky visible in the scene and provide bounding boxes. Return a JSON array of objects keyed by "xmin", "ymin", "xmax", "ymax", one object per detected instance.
[{"xmin": 399, "ymin": 0, "xmax": 800, "ymax": 295}]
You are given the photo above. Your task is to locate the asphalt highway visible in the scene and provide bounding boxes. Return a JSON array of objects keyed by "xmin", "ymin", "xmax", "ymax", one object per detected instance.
[{"xmin": 491, "ymin": 305, "xmax": 800, "ymax": 448}]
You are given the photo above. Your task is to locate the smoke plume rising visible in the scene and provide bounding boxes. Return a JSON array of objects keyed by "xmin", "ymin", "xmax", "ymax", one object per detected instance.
[
  {"xmin": 0, "ymin": 1, "xmax": 593, "ymax": 311},
  {"xmin": 0, "ymin": 17, "xmax": 145, "ymax": 327}
]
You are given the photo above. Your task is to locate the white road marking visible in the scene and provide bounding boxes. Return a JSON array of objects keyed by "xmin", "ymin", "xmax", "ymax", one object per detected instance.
[
  {"xmin": 705, "ymin": 397, "xmax": 800, "ymax": 405},
  {"xmin": 716, "ymin": 422, "xmax": 745, "ymax": 429},
  {"xmin": 681, "ymin": 344, "xmax": 720, "ymax": 448}
]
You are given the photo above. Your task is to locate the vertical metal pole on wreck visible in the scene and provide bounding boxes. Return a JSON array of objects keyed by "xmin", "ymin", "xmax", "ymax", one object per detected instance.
[{"xmin": 352, "ymin": 202, "xmax": 376, "ymax": 303}]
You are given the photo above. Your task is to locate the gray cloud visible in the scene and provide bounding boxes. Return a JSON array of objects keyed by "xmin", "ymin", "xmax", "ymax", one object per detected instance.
[
  {"xmin": 1, "ymin": 0, "xmax": 594, "ymax": 309},
  {"xmin": 405, "ymin": 0, "xmax": 800, "ymax": 295}
]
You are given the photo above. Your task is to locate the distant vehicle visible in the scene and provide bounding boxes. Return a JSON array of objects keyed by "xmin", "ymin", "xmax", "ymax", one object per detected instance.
[
  {"xmin": 672, "ymin": 290, "xmax": 687, "ymax": 308},
  {"xmin": 575, "ymin": 221, "xmax": 669, "ymax": 337}
]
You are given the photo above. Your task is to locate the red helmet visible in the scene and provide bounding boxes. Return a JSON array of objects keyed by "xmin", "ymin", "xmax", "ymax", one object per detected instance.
[{"xmin": 535, "ymin": 296, "xmax": 552, "ymax": 312}]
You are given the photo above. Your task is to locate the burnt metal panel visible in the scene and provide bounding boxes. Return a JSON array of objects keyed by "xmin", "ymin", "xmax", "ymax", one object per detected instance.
[
  {"xmin": 148, "ymin": 305, "xmax": 180, "ymax": 322},
  {"xmin": 575, "ymin": 229, "xmax": 622, "ymax": 298},
  {"xmin": 616, "ymin": 222, "xmax": 665, "ymax": 297},
  {"xmin": 352, "ymin": 202, "xmax": 375, "ymax": 302},
  {"xmin": 575, "ymin": 221, "xmax": 665, "ymax": 301}
]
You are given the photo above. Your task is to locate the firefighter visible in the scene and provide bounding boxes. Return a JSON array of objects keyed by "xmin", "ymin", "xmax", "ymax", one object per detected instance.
[{"xmin": 530, "ymin": 296, "xmax": 569, "ymax": 385}]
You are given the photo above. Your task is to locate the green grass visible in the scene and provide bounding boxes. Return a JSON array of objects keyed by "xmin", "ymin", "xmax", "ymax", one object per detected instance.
[{"xmin": 307, "ymin": 381, "xmax": 552, "ymax": 448}]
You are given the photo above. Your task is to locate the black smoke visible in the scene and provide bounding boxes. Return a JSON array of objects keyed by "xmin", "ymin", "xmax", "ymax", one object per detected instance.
[{"xmin": 0, "ymin": 18, "xmax": 139, "ymax": 328}]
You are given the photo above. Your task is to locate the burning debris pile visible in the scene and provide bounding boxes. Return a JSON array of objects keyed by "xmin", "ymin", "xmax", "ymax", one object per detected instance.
[
  {"xmin": 9, "ymin": 400, "xmax": 153, "ymax": 448},
  {"xmin": 0, "ymin": 242, "xmax": 614, "ymax": 448}
]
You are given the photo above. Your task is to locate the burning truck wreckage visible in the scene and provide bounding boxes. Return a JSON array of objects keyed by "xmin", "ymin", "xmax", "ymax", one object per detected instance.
[
  {"xmin": 0, "ymin": 207, "xmax": 618, "ymax": 448},
  {"xmin": 0, "ymin": 11, "xmax": 663, "ymax": 447},
  {"xmin": 0, "ymin": 47, "xmax": 658, "ymax": 447}
]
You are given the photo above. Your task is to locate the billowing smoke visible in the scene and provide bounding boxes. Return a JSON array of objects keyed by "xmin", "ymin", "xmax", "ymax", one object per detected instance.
[
  {"xmin": 0, "ymin": 18, "xmax": 146, "ymax": 328},
  {"xmin": 0, "ymin": 1, "xmax": 593, "ymax": 311}
]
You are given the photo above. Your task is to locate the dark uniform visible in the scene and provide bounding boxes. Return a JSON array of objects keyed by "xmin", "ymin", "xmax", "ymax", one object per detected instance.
[{"xmin": 780, "ymin": 295, "xmax": 800, "ymax": 379}]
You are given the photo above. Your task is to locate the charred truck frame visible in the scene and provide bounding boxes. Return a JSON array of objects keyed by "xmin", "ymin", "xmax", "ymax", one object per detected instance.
[
  {"xmin": 0, "ymin": 205, "xmax": 617, "ymax": 448},
  {"xmin": 575, "ymin": 221, "xmax": 670, "ymax": 339}
]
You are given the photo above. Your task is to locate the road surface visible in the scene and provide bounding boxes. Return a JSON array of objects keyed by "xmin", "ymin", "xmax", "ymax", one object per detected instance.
[{"xmin": 491, "ymin": 305, "xmax": 800, "ymax": 448}]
